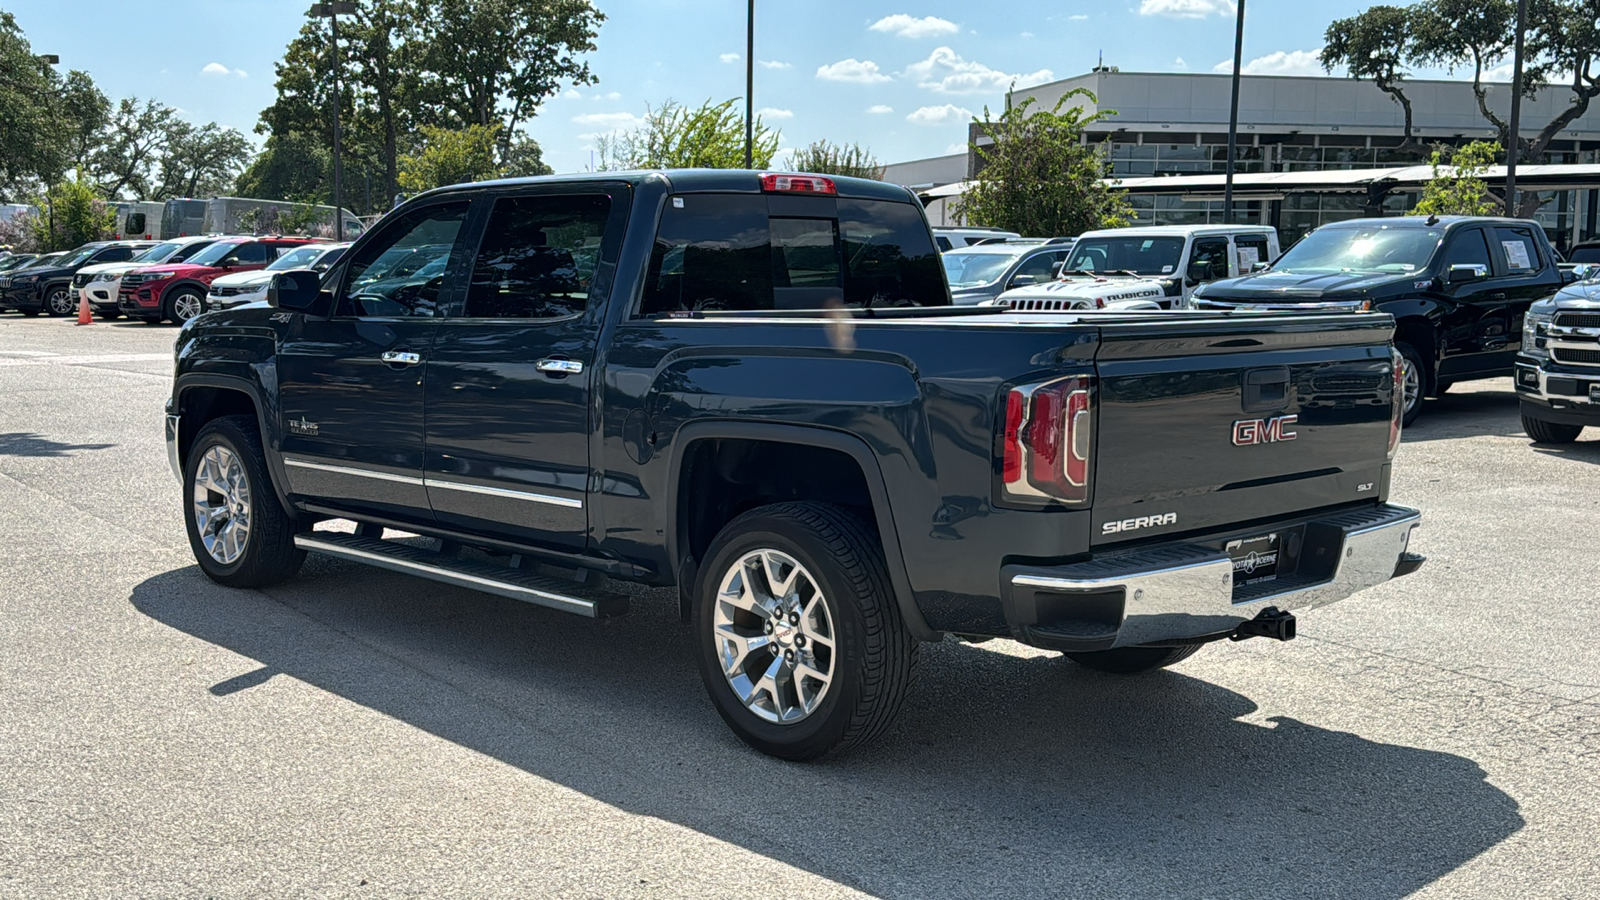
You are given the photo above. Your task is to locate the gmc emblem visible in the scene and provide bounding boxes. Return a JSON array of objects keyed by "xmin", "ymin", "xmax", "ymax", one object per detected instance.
[{"xmin": 1233, "ymin": 414, "xmax": 1298, "ymax": 446}]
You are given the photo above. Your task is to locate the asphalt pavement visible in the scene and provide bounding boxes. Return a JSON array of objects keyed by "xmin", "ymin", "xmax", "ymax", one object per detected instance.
[{"xmin": 1, "ymin": 313, "xmax": 1597, "ymax": 899}]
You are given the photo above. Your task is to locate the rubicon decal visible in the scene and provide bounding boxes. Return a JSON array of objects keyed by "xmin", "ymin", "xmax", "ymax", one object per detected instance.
[{"xmin": 1232, "ymin": 414, "xmax": 1298, "ymax": 446}]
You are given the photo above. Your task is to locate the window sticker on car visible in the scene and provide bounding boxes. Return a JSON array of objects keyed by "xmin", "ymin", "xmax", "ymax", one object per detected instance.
[
  {"xmin": 1237, "ymin": 246, "xmax": 1260, "ymax": 269},
  {"xmin": 1502, "ymin": 240, "xmax": 1531, "ymax": 269}
]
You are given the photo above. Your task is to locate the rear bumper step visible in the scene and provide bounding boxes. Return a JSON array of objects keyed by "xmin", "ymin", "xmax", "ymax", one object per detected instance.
[
  {"xmin": 295, "ymin": 531, "xmax": 630, "ymax": 618},
  {"xmin": 1003, "ymin": 503, "xmax": 1421, "ymax": 652}
]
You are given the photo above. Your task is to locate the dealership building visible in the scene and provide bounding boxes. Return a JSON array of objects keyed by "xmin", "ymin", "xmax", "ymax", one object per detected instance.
[{"xmin": 884, "ymin": 69, "xmax": 1600, "ymax": 249}]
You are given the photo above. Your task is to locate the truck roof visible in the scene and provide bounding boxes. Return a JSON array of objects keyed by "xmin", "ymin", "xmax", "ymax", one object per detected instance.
[
  {"xmin": 419, "ymin": 169, "xmax": 919, "ymax": 205},
  {"xmin": 1076, "ymin": 224, "xmax": 1277, "ymax": 239},
  {"xmin": 1318, "ymin": 215, "xmax": 1545, "ymax": 229}
]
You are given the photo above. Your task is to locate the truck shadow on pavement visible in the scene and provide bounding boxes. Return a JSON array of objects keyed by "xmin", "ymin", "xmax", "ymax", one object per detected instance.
[
  {"xmin": 131, "ymin": 561, "xmax": 1522, "ymax": 900},
  {"xmin": 1405, "ymin": 386, "xmax": 1526, "ymax": 443},
  {"xmin": 0, "ymin": 432, "xmax": 116, "ymax": 457}
]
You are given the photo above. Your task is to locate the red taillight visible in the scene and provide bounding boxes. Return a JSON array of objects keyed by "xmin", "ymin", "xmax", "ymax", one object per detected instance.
[
  {"xmin": 1001, "ymin": 375, "xmax": 1093, "ymax": 504},
  {"xmin": 1388, "ymin": 347, "xmax": 1404, "ymax": 458},
  {"xmin": 759, "ymin": 173, "xmax": 837, "ymax": 195}
]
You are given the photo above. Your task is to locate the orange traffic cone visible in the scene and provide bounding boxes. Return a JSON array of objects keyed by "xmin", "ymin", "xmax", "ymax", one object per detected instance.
[{"xmin": 75, "ymin": 292, "xmax": 93, "ymax": 326}]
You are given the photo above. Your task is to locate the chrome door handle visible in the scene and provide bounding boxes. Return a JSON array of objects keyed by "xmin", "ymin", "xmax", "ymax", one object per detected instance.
[
  {"xmin": 381, "ymin": 351, "xmax": 422, "ymax": 366},
  {"xmin": 535, "ymin": 358, "xmax": 584, "ymax": 375}
]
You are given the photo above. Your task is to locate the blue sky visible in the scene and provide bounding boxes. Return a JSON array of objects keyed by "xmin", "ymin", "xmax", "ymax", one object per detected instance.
[{"xmin": 6, "ymin": 1, "xmax": 1491, "ymax": 174}]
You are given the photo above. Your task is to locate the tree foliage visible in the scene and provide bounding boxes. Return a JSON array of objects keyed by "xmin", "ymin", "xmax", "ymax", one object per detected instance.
[
  {"xmin": 787, "ymin": 140, "xmax": 883, "ymax": 179},
  {"xmin": 596, "ymin": 99, "xmax": 780, "ymax": 170},
  {"xmin": 1322, "ymin": 6, "xmax": 1422, "ymax": 149},
  {"xmin": 0, "ymin": 13, "xmax": 105, "ymax": 197},
  {"xmin": 954, "ymin": 91, "xmax": 1132, "ymax": 237},
  {"xmin": 260, "ymin": 0, "xmax": 596, "ymax": 208},
  {"xmin": 398, "ymin": 124, "xmax": 503, "ymax": 192},
  {"xmin": 1411, "ymin": 140, "xmax": 1504, "ymax": 216},
  {"xmin": 33, "ymin": 178, "xmax": 116, "ymax": 251}
]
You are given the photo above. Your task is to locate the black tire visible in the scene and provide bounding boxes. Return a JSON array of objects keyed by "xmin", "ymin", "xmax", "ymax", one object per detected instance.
[
  {"xmin": 1395, "ymin": 341, "xmax": 1426, "ymax": 427},
  {"xmin": 42, "ymin": 286, "xmax": 74, "ymax": 316},
  {"xmin": 165, "ymin": 288, "xmax": 205, "ymax": 325},
  {"xmin": 1065, "ymin": 644, "xmax": 1203, "ymax": 674},
  {"xmin": 694, "ymin": 502, "xmax": 919, "ymax": 761},
  {"xmin": 1522, "ymin": 415, "xmax": 1583, "ymax": 444},
  {"xmin": 183, "ymin": 415, "xmax": 305, "ymax": 588}
]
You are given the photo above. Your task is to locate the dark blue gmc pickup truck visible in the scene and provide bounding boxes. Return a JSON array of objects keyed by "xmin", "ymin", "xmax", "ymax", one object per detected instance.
[{"xmin": 165, "ymin": 170, "xmax": 1424, "ymax": 759}]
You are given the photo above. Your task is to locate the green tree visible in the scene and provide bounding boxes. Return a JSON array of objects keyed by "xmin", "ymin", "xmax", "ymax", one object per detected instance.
[
  {"xmin": 236, "ymin": 133, "xmax": 331, "ymax": 203},
  {"xmin": 954, "ymin": 91, "xmax": 1132, "ymax": 237},
  {"xmin": 1321, "ymin": 6, "xmax": 1422, "ymax": 150},
  {"xmin": 32, "ymin": 178, "xmax": 115, "ymax": 251},
  {"xmin": 787, "ymin": 140, "xmax": 883, "ymax": 179},
  {"xmin": 597, "ymin": 99, "xmax": 779, "ymax": 170},
  {"xmin": 89, "ymin": 98, "xmax": 178, "ymax": 199},
  {"xmin": 0, "ymin": 13, "xmax": 104, "ymax": 196},
  {"xmin": 397, "ymin": 123, "xmax": 502, "ymax": 192},
  {"xmin": 1411, "ymin": 140, "xmax": 1503, "ymax": 216},
  {"xmin": 154, "ymin": 121, "xmax": 254, "ymax": 199},
  {"xmin": 499, "ymin": 131, "xmax": 554, "ymax": 177}
]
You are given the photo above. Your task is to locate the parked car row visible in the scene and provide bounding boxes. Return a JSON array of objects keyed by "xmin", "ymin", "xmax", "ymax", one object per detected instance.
[{"xmin": 0, "ymin": 235, "xmax": 349, "ymax": 324}]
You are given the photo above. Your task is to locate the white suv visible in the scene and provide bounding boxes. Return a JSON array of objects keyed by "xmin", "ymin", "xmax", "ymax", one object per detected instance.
[
  {"xmin": 932, "ymin": 226, "xmax": 1021, "ymax": 252},
  {"xmin": 991, "ymin": 224, "xmax": 1280, "ymax": 312}
]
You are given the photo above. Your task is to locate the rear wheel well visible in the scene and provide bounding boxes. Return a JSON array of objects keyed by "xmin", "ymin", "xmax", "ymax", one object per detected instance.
[
  {"xmin": 676, "ymin": 438, "xmax": 880, "ymax": 615},
  {"xmin": 1393, "ymin": 317, "xmax": 1437, "ymax": 392},
  {"xmin": 176, "ymin": 386, "xmax": 259, "ymax": 472}
]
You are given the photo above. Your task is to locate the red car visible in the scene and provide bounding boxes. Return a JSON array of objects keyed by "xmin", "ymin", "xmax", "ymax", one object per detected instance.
[{"xmin": 118, "ymin": 236, "xmax": 314, "ymax": 324}]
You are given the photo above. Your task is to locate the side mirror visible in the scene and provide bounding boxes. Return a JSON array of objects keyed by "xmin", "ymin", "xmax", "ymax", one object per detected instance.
[
  {"xmin": 268, "ymin": 269, "xmax": 322, "ymax": 311},
  {"xmin": 1446, "ymin": 264, "xmax": 1487, "ymax": 285},
  {"xmin": 1250, "ymin": 261, "xmax": 1271, "ymax": 273},
  {"xmin": 1009, "ymin": 274, "xmax": 1039, "ymax": 288}
]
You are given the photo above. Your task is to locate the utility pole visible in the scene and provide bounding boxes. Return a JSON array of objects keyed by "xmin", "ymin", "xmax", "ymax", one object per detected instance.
[
  {"xmin": 39, "ymin": 54, "xmax": 59, "ymax": 243},
  {"xmin": 309, "ymin": 2, "xmax": 356, "ymax": 239},
  {"xmin": 745, "ymin": 0, "xmax": 754, "ymax": 169},
  {"xmin": 1505, "ymin": 0, "xmax": 1529, "ymax": 217},
  {"xmin": 1223, "ymin": 0, "xmax": 1246, "ymax": 223}
]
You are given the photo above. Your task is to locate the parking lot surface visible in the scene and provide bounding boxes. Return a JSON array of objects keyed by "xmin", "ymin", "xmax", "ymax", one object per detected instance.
[{"xmin": 1, "ymin": 314, "xmax": 1598, "ymax": 899}]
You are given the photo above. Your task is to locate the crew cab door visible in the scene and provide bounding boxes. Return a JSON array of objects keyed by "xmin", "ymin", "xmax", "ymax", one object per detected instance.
[
  {"xmin": 421, "ymin": 185, "xmax": 628, "ymax": 552},
  {"xmin": 275, "ymin": 199, "xmax": 472, "ymax": 520},
  {"xmin": 1437, "ymin": 225, "xmax": 1519, "ymax": 377},
  {"xmin": 1182, "ymin": 236, "xmax": 1231, "ymax": 303}
]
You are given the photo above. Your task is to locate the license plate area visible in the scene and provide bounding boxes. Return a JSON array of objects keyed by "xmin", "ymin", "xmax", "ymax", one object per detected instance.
[{"xmin": 1226, "ymin": 532, "xmax": 1282, "ymax": 585}]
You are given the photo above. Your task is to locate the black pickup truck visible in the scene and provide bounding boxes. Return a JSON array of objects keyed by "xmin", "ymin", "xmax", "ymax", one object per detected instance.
[
  {"xmin": 1192, "ymin": 216, "xmax": 1565, "ymax": 425},
  {"xmin": 166, "ymin": 170, "xmax": 1423, "ymax": 759}
]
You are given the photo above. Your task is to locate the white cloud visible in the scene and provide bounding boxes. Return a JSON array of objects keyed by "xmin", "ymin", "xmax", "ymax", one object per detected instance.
[
  {"xmin": 562, "ymin": 89, "xmax": 583, "ymax": 100},
  {"xmin": 866, "ymin": 104, "xmax": 895, "ymax": 114},
  {"xmin": 598, "ymin": 91, "xmax": 621, "ymax": 100},
  {"xmin": 1140, "ymin": 0, "xmax": 1235, "ymax": 18},
  {"xmin": 572, "ymin": 111, "xmax": 645, "ymax": 130},
  {"xmin": 720, "ymin": 52, "xmax": 741, "ymax": 64},
  {"xmin": 758, "ymin": 60, "xmax": 792, "ymax": 70},
  {"xmin": 1174, "ymin": 57, "xmax": 1188, "ymax": 70},
  {"xmin": 201, "ymin": 62, "xmax": 245, "ymax": 77},
  {"xmin": 1020, "ymin": 31, "xmax": 1035, "ymax": 38},
  {"xmin": 816, "ymin": 58, "xmax": 892, "ymax": 84},
  {"xmin": 907, "ymin": 104, "xmax": 972, "ymax": 125},
  {"xmin": 869, "ymin": 14, "xmax": 959, "ymax": 38},
  {"xmin": 904, "ymin": 47, "xmax": 1052, "ymax": 94},
  {"xmin": 1214, "ymin": 49, "xmax": 1325, "ymax": 76},
  {"xmin": 757, "ymin": 107, "xmax": 794, "ymax": 120},
  {"xmin": 1068, "ymin": 14, "xmax": 1089, "ymax": 20},
  {"xmin": 945, "ymin": 142, "xmax": 969, "ymax": 154}
]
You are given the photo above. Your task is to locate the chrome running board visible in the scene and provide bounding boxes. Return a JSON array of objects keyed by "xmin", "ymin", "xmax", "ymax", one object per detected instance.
[{"xmin": 294, "ymin": 532, "xmax": 629, "ymax": 618}]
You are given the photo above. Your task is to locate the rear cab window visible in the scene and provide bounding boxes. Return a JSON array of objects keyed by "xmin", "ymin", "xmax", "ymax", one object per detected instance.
[
  {"xmin": 639, "ymin": 192, "xmax": 946, "ymax": 315},
  {"xmin": 1492, "ymin": 225, "xmax": 1544, "ymax": 275}
]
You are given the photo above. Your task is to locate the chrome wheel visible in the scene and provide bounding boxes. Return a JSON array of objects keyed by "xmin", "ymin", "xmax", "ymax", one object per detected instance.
[
  {"xmin": 191, "ymin": 445, "xmax": 252, "ymax": 565},
  {"xmin": 172, "ymin": 291, "xmax": 204, "ymax": 323},
  {"xmin": 713, "ymin": 549, "xmax": 836, "ymax": 724},
  {"xmin": 47, "ymin": 288, "xmax": 73, "ymax": 315},
  {"xmin": 1402, "ymin": 356, "xmax": 1421, "ymax": 414}
]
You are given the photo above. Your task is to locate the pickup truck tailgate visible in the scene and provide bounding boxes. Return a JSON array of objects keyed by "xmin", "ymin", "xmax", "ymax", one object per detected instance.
[{"xmin": 1090, "ymin": 313, "xmax": 1396, "ymax": 545}]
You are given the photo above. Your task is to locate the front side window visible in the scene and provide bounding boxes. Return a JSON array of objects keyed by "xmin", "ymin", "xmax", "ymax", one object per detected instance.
[
  {"xmin": 228, "ymin": 243, "xmax": 272, "ymax": 265},
  {"xmin": 1188, "ymin": 239, "xmax": 1230, "ymax": 282},
  {"xmin": 464, "ymin": 193, "xmax": 612, "ymax": 319},
  {"xmin": 1441, "ymin": 228, "xmax": 1493, "ymax": 274},
  {"xmin": 339, "ymin": 202, "xmax": 468, "ymax": 317},
  {"xmin": 94, "ymin": 246, "xmax": 136, "ymax": 263}
]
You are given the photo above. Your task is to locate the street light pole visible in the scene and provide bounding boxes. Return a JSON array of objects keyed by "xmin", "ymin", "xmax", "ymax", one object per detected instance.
[
  {"xmin": 39, "ymin": 54, "xmax": 58, "ymax": 243},
  {"xmin": 1223, "ymin": 0, "xmax": 1246, "ymax": 224},
  {"xmin": 1505, "ymin": 0, "xmax": 1529, "ymax": 217},
  {"xmin": 309, "ymin": 2, "xmax": 356, "ymax": 240},
  {"xmin": 745, "ymin": 0, "xmax": 754, "ymax": 169}
]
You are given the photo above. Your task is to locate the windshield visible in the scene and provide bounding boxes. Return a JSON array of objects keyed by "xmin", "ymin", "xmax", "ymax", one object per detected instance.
[
  {"xmin": 1063, "ymin": 236, "xmax": 1184, "ymax": 276},
  {"xmin": 267, "ymin": 246, "xmax": 326, "ymax": 271},
  {"xmin": 1273, "ymin": 225, "xmax": 1443, "ymax": 275},
  {"xmin": 132, "ymin": 241, "xmax": 184, "ymax": 263},
  {"xmin": 57, "ymin": 246, "xmax": 98, "ymax": 268},
  {"xmin": 185, "ymin": 241, "xmax": 245, "ymax": 267},
  {"xmin": 941, "ymin": 249, "xmax": 1027, "ymax": 288}
]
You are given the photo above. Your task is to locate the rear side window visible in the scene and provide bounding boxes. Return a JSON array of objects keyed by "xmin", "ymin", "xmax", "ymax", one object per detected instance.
[
  {"xmin": 464, "ymin": 193, "xmax": 612, "ymax": 319},
  {"xmin": 639, "ymin": 193, "xmax": 945, "ymax": 315},
  {"xmin": 1493, "ymin": 226, "xmax": 1542, "ymax": 274},
  {"xmin": 1235, "ymin": 234, "xmax": 1270, "ymax": 268}
]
